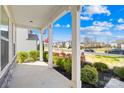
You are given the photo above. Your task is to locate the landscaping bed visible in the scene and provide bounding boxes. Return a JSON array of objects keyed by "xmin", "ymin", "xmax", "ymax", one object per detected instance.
[
  {"xmin": 43, "ymin": 52, "xmax": 124, "ymax": 88},
  {"xmin": 54, "ymin": 67, "xmax": 71, "ymax": 80},
  {"xmin": 54, "ymin": 64, "xmax": 113, "ymax": 88},
  {"xmin": 54, "ymin": 65, "xmax": 124, "ymax": 88}
]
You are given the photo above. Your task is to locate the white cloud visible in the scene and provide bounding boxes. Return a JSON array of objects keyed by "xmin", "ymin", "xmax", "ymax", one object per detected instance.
[
  {"xmin": 88, "ymin": 31, "xmax": 112, "ymax": 36},
  {"xmin": 115, "ymin": 24, "xmax": 124, "ymax": 30},
  {"xmin": 80, "ymin": 21, "xmax": 113, "ymax": 32},
  {"xmin": 109, "ymin": 19, "xmax": 113, "ymax": 21},
  {"xmin": 54, "ymin": 24, "xmax": 70, "ymax": 28},
  {"xmin": 80, "ymin": 16, "xmax": 93, "ymax": 21},
  {"xmin": 66, "ymin": 24, "xmax": 71, "ymax": 28},
  {"xmin": 83, "ymin": 5, "xmax": 111, "ymax": 16},
  {"xmin": 63, "ymin": 24, "xmax": 71, "ymax": 28},
  {"xmin": 54, "ymin": 24, "xmax": 61, "ymax": 27},
  {"xmin": 114, "ymin": 35, "xmax": 124, "ymax": 38},
  {"xmin": 118, "ymin": 18, "xmax": 124, "ymax": 23},
  {"xmin": 93, "ymin": 21, "xmax": 113, "ymax": 28},
  {"xmin": 80, "ymin": 26, "xmax": 107, "ymax": 32},
  {"xmin": 80, "ymin": 21, "xmax": 113, "ymax": 36}
]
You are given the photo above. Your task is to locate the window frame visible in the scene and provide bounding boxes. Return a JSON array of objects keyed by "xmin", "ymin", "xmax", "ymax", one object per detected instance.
[
  {"xmin": 0, "ymin": 5, "xmax": 2, "ymax": 72},
  {"xmin": 0, "ymin": 6, "xmax": 9, "ymax": 72}
]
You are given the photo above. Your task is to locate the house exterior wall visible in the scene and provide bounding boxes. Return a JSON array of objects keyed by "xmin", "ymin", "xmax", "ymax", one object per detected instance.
[
  {"xmin": 0, "ymin": 5, "xmax": 16, "ymax": 88},
  {"xmin": 16, "ymin": 27, "xmax": 37, "ymax": 52}
]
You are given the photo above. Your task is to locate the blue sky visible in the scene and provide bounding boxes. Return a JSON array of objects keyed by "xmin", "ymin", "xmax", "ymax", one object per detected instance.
[{"xmin": 33, "ymin": 5, "xmax": 124, "ymax": 43}]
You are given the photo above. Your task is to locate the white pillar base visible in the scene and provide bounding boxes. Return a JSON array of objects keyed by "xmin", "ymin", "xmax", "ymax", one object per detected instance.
[
  {"xmin": 71, "ymin": 80, "xmax": 81, "ymax": 88},
  {"xmin": 40, "ymin": 58, "xmax": 43, "ymax": 62}
]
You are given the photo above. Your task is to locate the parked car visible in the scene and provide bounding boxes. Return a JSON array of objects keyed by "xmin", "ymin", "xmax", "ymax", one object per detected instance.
[
  {"xmin": 84, "ymin": 49, "xmax": 94, "ymax": 52},
  {"xmin": 105, "ymin": 49, "xmax": 124, "ymax": 55}
]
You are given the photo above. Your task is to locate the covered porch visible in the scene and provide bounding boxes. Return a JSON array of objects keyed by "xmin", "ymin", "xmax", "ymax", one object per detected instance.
[
  {"xmin": 0, "ymin": 5, "xmax": 81, "ymax": 88},
  {"xmin": 8, "ymin": 61, "xmax": 71, "ymax": 88}
]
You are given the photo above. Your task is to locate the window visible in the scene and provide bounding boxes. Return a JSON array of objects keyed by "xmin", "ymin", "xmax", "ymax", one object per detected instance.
[
  {"xmin": 0, "ymin": 6, "xmax": 9, "ymax": 70},
  {"xmin": 1, "ymin": 40, "xmax": 9, "ymax": 70},
  {"xmin": 1, "ymin": 6, "xmax": 9, "ymax": 39}
]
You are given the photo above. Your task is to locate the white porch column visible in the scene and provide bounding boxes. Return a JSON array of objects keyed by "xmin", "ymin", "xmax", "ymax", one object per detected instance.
[
  {"xmin": 48, "ymin": 24, "xmax": 53, "ymax": 67},
  {"xmin": 71, "ymin": 6, "xmax": 81, "ymax": 88},
  {"xmin": 40, "ymin": 31, "xmax": 43, "ymax": 62}
]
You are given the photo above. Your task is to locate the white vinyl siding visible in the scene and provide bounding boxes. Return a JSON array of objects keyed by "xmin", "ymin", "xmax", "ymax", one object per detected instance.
[{"xmin": 16, "ymin": 27, "xmax": 37, "ymax": 52}]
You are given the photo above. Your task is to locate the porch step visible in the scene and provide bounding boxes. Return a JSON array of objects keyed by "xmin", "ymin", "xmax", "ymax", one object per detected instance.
[{"xmin": 105, "ymin": 78, "xmax": 124, "ymax": 88}]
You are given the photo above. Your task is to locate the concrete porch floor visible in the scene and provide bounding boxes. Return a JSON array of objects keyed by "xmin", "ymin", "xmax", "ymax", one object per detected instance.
[{"xmin": 8, "ymin": 61, "xmax": 71, "ymax": 88}]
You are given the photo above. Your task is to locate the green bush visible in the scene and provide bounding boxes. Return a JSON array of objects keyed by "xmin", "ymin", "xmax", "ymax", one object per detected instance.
[
  {"xmin": 94, "ymin": 62, "xmax": 109, "ymax": 72},
  {"xmin": 81, "ymin": 65, "xmax": 98, "ymax": 85},
  {"xmin": 53, "ymin": 56, "xmax": 58, "ymax": 65},
  {"xmin": 113, "ymin": 67, "xmax": 124, "ymax": 79},
  {"xmin": 25, "ymin": 57, "xmax": 34, "ymax": 62},
  {"xmin": 43, "ymin": 51, "xmax": 48, "ymax": 61},
  {"xmin": 63, "ymin": 58, "xmax": 72, "ymax": 75},
  {"xmin": 17, "ymin": 51, "xmax": 28, "ymax": 63},
  {"xmin": 82, "ymin": 62, "xmax": 93, "ymax": 67},
  {"xmin": 29, "ymin": 50, "xmax": 39, "ymax": 61},
  {"xmin": 56, "ymin": 57, "xmax": 65, "ymax": 69}
]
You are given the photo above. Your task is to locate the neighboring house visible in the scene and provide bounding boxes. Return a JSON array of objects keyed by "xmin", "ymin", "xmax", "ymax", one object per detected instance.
[
  {"xmin": 111, "ymin": 39, "xmax": 124, "ymax": 49},
  {"xmin": 53, "ymin": 41, "xmax": 72, "ymax": 48},
  {"xmin": 16, "ymin": 27, "xmax": 39, "ymax": 52},
  {"xmin": 110, "ymin": 43, "xmax": 118, "ymax": 48},
  {"xmin": 65, "ymin": 41, "xmax": 72, "ymax": 48},
  {"xmin": 121, "ymin": 44, "xmax": 124, "ymax": 49}
]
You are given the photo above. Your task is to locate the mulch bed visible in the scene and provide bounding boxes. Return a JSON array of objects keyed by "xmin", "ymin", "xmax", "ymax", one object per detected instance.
[{"xmin": 54, "ymin": 67, "xmax": 71, "ymax": 80}]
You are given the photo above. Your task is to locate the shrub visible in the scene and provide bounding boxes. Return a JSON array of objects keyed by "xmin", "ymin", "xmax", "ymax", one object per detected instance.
[
  {"xmin": 113, "ymin": 67, "xmax": 124, "ymax": 79},
  {"xmin": 29, "ymin": 50, "xmax": 39, "ymax": 61},
  {"xmin": 56, "ymin": 57, "xmax": 65, "ymax": 69},
  {"xmin": 63, "ymin": 58, "xmax": 72, "ymax": 75},
  {"xmin": 17, "ymin": 51, "xmax": 28, "ymax": 63},
  {"xmin": 53, "ymin": 56, "xmax": 58, "ymax": 65},
  {"xmin": 43, "ymin": 51, "xmax": 48, "ymax": 61},
  {"xmin": 94, "ymin": 62, "xmax": 109, "ymax": 72},
  {"xmin": 25, "ymin": 57, "xmax": 34, "ymax": 62},
  {"xmin": 82, "ymin": 62, "xmax": 93, "ymax": 67},
  {"xmin": 81, "ymin": 65, "xmax": 98, "ymax": 85}
]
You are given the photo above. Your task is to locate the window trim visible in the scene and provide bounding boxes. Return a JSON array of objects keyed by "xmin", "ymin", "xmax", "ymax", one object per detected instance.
[
  {"xmin": 0, "ymin": 30, "xmax": 1, "ymax": 72},
  {"xmin": 0, "ymin": 5, "xmax": 2, "ymax": 72},
  {"xmin": 0, "ymin": 6, "xmax": 9, "ymax": 73}
]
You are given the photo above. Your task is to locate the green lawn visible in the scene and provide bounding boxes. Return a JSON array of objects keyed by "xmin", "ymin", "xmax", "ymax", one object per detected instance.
[{"xmin": 85, "ymin": 54, "xmax": 124, "ymax": 69}]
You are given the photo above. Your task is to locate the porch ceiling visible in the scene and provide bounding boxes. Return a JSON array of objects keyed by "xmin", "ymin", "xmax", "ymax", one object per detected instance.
[{"xmin": 8, "ymin": 5, "xmax": 69, "ymax": 29}]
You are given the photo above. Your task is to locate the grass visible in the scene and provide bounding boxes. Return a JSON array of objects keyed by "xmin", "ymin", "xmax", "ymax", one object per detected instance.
[
  {"xmin": 93, "ymin": 48, "xmax": 111, "ymax": 53},
  {"xmin": 85, "ymin": 54, "xmax": 124, "ymax": 69}
]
